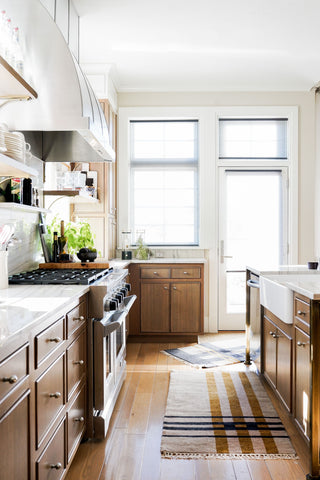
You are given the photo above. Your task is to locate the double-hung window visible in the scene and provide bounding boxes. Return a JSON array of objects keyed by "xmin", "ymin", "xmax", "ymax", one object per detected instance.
[{"xmin": 130, "ymin": 120, "xmax": 199, "ymax": 246}]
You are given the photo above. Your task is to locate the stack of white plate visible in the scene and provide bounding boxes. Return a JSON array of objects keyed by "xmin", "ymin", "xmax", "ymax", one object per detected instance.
[
  {"xmin": 0, "ymin": 124, "xmax": 8, "ymax": 153},
  {"xmin": 3, "ymin": 131, "xmax": 31, "ymax": 163}
]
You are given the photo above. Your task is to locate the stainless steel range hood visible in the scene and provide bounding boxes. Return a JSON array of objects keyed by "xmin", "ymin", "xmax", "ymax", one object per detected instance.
[{"xmin": 0, "ymin": 0, "xmax": 115, "ymax": 162}]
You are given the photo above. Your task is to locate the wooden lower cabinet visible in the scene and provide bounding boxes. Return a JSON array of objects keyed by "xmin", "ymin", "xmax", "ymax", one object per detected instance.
[
  {"xmin": 0, "ymin": 389, "xmax": 31, "ymax": 480},
  {"xmin": 36, "ymin": 419, "xmax": 66, "ymax": 480},
  {"xmin": 294, "ymin": 326, "xmax": 310, "ymax": 439},
  {"xmin": 263, "ymin": 310, "xmax": 292, "ymax": 411},
  {"xmin": 0, "ymin": 293, "xmax": 88, "ymax": 480},
  {"xmin": 171, "ymin": 282, "xmax": 201, "ymax": 333},
  {"xmin": 131, "ymin": 263, "xmax": 204, "ymax": 337},
  {"xmin": 141, "ymin": 283, "xmax": 170, "ymax": 332}
]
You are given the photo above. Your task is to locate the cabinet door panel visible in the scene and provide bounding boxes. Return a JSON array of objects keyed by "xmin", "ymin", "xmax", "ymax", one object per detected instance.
[
  {"xmin": 67, "ymin": 331, "xmax": 86, "ymax": 401},
  {"xmin": 171, "ymin": 283, "xmax": 201, "ymax": 333},
  {"xmin": 277, "ymin": 329, "xmax": 292, "ymax": 411},
  {"xmin": 263, "ymin": 317, "xmax": 277, "ymax": 388},
  {"xmin": 0, "ymin": 390, "xmax": 30, "ymax": 479},
  {"xmin": 295, "ymin": 327, "xmax": 310, "ymax": 439},
  {"xmin": 141, "ymin": 283, "xmax": 170, "ymax": 332},
  {"xmin": 36, "ymin": 354, "xmax": 65, "ymax": 448}
]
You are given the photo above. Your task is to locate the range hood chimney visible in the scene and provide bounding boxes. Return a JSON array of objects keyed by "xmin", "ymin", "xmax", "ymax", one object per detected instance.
[{"xmin": 0, "ymin": 0, "xmax": 115, "ymax": 162}]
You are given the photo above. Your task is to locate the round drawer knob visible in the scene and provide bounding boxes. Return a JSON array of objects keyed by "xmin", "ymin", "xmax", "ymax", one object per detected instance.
[
  {"xmin": 297, "ymin": 310, "xmax": 306, "ymax": 316},
  {"xmin": 73, "ymin": 360, "xmax": 84, "ymax": 365},
  {"xmin": 183, "ymin": 271, "xmax": 188, "ymax": 275},
  {"xmin": 50, "ymin": 463, "xmax": 62, "ymax": 470},
  {"xmin": 74, "ymin": 416, "xmax": 85, "ymax": 423},
  {"xmin": 2, "ymin": 375, "xmax": 18, "ymax": 384},
  {"xmin": 163, "ymin": 286, "xmax": 168, "ymax": 290},
  {"xmin": 153, "ymin": 272, "xmax": 158, "ymax": 275},
  {"xmin": 48, "ymin": 337, "xmax": 61, "ymax": 343},
  {"xmin": 297, "ymin": 341, "xmax": 307, "ymax": 347},
  {"xmin": 172, "ymin": 286, "xmax": 177, "ymax": 290},
  {"xmin": 49, "ymin": 392, "xmax": 61, "ymax": 399},
  {"xmin": 74, "ymin": 316, "xmax": 85, "ymax": 322}
]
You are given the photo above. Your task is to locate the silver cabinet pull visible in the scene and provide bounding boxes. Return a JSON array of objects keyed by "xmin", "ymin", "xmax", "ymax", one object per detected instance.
[
  {"xmin": 297, "ymin": 341, "xmax": 307, "ymax": 347},
  {"xmin": 183, "ymin": 271, "xmax": 188, "ymax": 275},
  {"xmin": 163, "ymin": 286, "xmax": 168, "ymax": 290},
  {"xmin": 73, "ymin": 360, "xmax": 84, "ymax": 365},
  {"xmin": 74, "ymin": 416, "xmax": 84, "ymax": 423},
  {"xmin": 269, "ymin": 331, "xmax": 275, "ymax": 336},
  {"xmin": 297, "ymin": 310, "xmax": 306, "ymax": 316},
  {"xmin": 153, "ymin": 271, "xmax": 158, "ymax": 275},
  {"xmin": 172, "ymin": 286, "xmax": 177, "ymax": 290},
  {"xmin": 49, "ymin": 392, "xmax": 61, "ymax": 398},
  {"xmin": 50, "ymin": 463, "xmax": 62, "ymax": 470},
  {"xmin": 73, "ymin": 316, "xmax": 85, "ymax": 322},
  {"xmin": 48, "ymin": 337, "xmax": 61, "ymax": 343},
  {"xmin": 2, "ymin": 375, "xmax": 18, "ymax": 384}
]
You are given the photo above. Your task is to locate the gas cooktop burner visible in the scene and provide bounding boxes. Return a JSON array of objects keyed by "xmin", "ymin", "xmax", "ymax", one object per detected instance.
[{"xmin": 9, "ymin": 268, "xmax": 113, "ymax": 285}]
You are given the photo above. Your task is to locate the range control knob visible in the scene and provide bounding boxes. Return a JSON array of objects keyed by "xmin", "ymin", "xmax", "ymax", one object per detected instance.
[
  {"xmin": 109, "ymin": 299, "xmax": 118, "ymax": 310},
  {"xmin": 115, "ymin": 292, "xmax": 123, "ymax": 303},
  {"xmin": 120, "ymin": 287, "xmax": 128, "ymax": 296},
  {"xmin": 125, "ymin": 283, "xmax": 131, "ymax": 292}
]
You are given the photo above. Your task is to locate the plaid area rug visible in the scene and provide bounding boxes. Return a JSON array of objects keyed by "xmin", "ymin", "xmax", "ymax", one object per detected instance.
[
  {"xmin": 162, "ymin": 341, "xmax": 259, "ymax": 368},
  {"xmin": 161, "ymin": 370, "xmax": 297, "ymax": 459}
]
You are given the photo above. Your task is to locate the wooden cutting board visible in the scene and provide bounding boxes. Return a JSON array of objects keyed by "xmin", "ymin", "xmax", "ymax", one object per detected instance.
[{"xmin": 39, "ymin": 262, "xmax": 110, "ymax": 269}]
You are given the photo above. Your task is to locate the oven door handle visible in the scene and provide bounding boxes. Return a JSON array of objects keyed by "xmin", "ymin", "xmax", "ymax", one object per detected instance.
[
  {"xmin": 247, "ymin": 279, "xmax": 260, "ymax": 289},
  {"xmin": 123, "ymin": 294, "xmax": 137, "ymax": 313},
  {"xmin": 99, "ymin": 311, "xmax": 127, "ymax": 337}
]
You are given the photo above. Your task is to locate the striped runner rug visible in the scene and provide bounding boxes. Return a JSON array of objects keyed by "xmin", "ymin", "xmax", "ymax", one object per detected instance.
[{"xmin": 161, "ymin": 370, "xmax": 297, "ymax": 459}]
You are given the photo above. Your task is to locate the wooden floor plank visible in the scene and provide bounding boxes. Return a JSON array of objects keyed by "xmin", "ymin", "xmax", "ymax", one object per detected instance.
[
  {"xmin": 115, "ymin": 371, "xmax": 141, "ymax": 429},
  {"xmin": 231, "ymin": 459, "xmax": 252, "ymax": 480},
  {"xmin": 265, "ymin": 459, "xmax": 306, "ymax": 480},
  {"xmin": 208, "ymin": 459, "xmax": 236, "ymax": 479},
  {"xmin": 160, "ymin": 459, "xmax": 195, "ymax": 480},
  {"xmin": 246, "ymin": 460, "xmax": 273, "ymax": 480}
]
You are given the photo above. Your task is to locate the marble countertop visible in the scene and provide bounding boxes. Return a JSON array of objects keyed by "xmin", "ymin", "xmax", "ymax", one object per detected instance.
[
  {"xmin": 110, "ymin": 258, "xmax": 207, "ymax": 268},
  {"xmin": 247, "ymin": 264, "xmax": 311, "ymax": 276},
  {"xmin": 0, "ymin": 284, "xmax": 90, "ymax": 344}
]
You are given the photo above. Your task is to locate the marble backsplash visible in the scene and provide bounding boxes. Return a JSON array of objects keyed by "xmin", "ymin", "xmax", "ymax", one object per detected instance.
[{"xmin": 0, "ymin": 205, "xmax": 43, "ymax": 275}]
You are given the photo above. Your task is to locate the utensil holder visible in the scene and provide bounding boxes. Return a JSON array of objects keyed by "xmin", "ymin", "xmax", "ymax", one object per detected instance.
[{"xmin": 0, "ymin": 251, "xmax": 8, "ymax": 289}]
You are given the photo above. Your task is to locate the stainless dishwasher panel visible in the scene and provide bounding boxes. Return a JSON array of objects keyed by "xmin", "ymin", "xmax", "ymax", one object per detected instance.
[{"xmin": 245, "ymin": 269, "xmax": 261, "ymax": 371}]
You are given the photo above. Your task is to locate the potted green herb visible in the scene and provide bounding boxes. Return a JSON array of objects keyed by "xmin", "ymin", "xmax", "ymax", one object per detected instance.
[{"xmin": 48, "ymin": 215, "xmax": 98, "ymax": 261}]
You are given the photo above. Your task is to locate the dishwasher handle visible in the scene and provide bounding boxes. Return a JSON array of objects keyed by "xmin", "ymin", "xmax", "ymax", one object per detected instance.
[{"xmin": 247, "ymin": 279, "xmax": 260, "ymax": 289}]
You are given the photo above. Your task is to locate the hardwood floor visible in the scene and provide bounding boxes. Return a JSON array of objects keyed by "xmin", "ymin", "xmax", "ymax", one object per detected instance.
[{"xmin": 66, "ymin": 334, "xmax": 309, "ymax": 480}]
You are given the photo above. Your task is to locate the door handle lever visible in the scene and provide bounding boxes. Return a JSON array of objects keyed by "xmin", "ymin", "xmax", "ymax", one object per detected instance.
[{"xmin": 220, "ymin": 240, "xmax": 233, "ymax": 264}]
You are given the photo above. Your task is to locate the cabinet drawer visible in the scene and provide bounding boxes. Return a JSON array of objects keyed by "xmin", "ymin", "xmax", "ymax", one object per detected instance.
[
  {"xmin": 140, "ymin": 268, "xmax": 170, "ymax": 279},
  {"xmin": 36, "ymin": 418, "xmax": 66, "ymax": 480},
  {"xmin": 66, "ymin": 301, "xmax": 86, "ymax": 338},
  {"xmin": 66, "ymin": 331, "xmax": 86, "ymax": 401},
  {"xmin": 35, "ymin": 317, "xmax": 65, "ymax": 368},
  {"xmin": 171, "ymin": 267, "xmax": 201, "ymax": 279},
  {"xmin": 67, "ymin": 386, "xmax": 86, "ymax": 462},
  {"xmin": 36, "ymin": 354, "xmax": 65, "ymax": 448},
  {"xmin": 294, "ymin": 297, "xmax": 310, "ymax": 324},
  {"xmin": 0, "ymin": 344, "xmax": 29, "ymax": 402}
]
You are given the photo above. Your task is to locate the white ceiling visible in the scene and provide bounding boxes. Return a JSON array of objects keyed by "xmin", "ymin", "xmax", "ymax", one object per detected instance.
[{"xmin": 73, "ymin": 0, "xmax": 320, "ymax": 93}]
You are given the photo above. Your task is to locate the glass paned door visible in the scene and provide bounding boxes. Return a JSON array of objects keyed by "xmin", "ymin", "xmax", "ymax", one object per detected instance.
[{"xmin": 218, "ymin": 168, "xmax": 288, "ymax": 330}]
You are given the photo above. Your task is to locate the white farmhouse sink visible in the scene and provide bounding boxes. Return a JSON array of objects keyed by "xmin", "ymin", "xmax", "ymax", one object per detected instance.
[
  {"xmin": 260, "ymin": 276, "xmax": 294, "ymax": 324},
  {"xmin": 260, "ymin": 273, "xmax": 320, "ymax": 323}
]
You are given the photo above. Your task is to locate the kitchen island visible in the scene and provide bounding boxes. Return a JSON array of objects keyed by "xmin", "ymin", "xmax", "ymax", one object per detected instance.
[{"xmin": 259, "ymin": 272, "xmax": 320, "ymax": 480}]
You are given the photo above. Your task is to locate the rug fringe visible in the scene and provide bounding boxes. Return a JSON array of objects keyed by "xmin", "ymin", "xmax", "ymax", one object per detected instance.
[{"xmin": 161, "ymin": 451, "xmax": 299, "ymax": 460}]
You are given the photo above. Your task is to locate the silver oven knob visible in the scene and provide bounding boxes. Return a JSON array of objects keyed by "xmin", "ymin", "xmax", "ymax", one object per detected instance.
[
  {"xmin": 115, "ymin": 292, "xmax": 124, "ymax": 303},
  {"xmin": 104, "ymin": 298, "xmax": 119, "ymax": 311}
]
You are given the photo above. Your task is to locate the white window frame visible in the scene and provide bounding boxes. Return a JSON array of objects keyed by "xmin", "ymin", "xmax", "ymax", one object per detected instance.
[{"xmin": 129, "ymin": 119, "xmax": 200, "ymax": 246}]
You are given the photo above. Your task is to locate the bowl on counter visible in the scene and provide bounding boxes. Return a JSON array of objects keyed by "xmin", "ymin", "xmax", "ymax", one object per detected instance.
[{"xmin": 77, "ymin": 249, "xmax": 97, "ymax": 262}]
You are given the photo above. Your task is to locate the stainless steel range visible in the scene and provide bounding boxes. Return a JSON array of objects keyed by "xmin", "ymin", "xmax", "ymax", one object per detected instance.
[{"xmin": 9, "ymin": 266, "xmax": 136, "ymax": 439}]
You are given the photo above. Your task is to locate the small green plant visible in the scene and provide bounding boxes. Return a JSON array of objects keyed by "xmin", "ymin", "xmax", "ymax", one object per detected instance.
[
  {"xmin": 48, "ymin": 215, "xmax": 97, "ymax": 254},
  {"xmin": 135, "ymin": 235, "xmax": 152, "ymax": 260}
]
